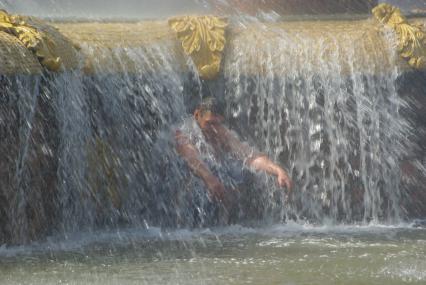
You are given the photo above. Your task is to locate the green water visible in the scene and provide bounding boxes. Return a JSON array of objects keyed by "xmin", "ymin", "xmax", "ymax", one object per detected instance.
[{"xmin": 1, "ymin": 224, "xmax": 425, "ymax": 285}]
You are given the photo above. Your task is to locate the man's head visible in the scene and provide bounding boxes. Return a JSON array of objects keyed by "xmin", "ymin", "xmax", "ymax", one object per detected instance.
[{"xmin": 194, "ymin": 97, "xmax": 224, "ymax": 129}]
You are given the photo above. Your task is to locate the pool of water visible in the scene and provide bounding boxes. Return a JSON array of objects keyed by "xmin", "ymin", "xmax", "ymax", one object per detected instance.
[{"xmin": 0, "ymin": 223, "xmax": 425, "ymax": 285}]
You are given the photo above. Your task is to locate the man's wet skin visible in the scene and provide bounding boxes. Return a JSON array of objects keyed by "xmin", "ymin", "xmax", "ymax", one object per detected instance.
[{"xmin": 176, "ymin": 103, "xmax": 292, "ymax": 207}]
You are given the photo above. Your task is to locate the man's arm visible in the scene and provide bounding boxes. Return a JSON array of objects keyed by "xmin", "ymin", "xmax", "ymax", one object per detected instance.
[
  {"xmin": 212, "ymin": 124, "xmax": 292, "ymax": 190},
  {"xmin": 248, "ymin": 156, "xmax": 292, "ymax": 190},
  {"xmin": 175, "ymin": 130, "xmax": 227, "ymax": 202}
]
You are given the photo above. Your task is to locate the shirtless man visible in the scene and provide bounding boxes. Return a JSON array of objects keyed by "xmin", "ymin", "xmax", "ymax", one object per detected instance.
[{"xmin": 175, "ymin": 97, "xmax": 292, "ymax": 207}]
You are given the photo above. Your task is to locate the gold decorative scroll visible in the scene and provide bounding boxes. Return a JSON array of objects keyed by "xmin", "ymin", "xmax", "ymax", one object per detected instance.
[
  {"xmin": 169, "ymin": 16, "xmax": 227, "ymax": 80},
  {"xmin": 0, "ymin": 10, "xmax": 61, "ymax": 71},
  {"xmin": 372, "ymin": 3, "xmax": 426, "ymax": 69}
]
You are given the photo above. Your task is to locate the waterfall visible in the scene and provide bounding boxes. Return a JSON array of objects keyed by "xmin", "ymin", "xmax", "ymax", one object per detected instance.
[
  {"xmin": 1, "ymin": 76, "xmax": 41, "ymax": 243},
  {"xmin": 0, "ymin": 18, "xmax": 422, "ymax": 245},
  {"xmin": 53, "ymin": 43, "xmax": 191, "ymax": 232},
  {"xmin": 223, "ymin": 20, "xmax": 413, "ymax": 224}
]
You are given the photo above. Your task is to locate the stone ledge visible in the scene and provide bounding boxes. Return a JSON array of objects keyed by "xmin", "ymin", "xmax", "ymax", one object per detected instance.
[{"xmin": 209, "ymin": 0, "xmax": 378, "ymax": 15}]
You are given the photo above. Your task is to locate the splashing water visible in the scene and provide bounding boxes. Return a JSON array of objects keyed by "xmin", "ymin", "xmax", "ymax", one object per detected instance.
[
  {"xmin": 0, "ymin": 17, "xmax": 424, "ymax": 247},
  {"xmin": 0, "ymin": 4, "xmax": 425, "ymax": 285},
  {"xmin": 223, "ymin": 19, "xmax": 414, "ymax": 224}
]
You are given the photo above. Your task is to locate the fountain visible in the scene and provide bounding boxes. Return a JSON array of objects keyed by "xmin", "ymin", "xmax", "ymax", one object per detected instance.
[{"xmin": 0, "ymin": 1, "xmax": 425, "ymax": 284}]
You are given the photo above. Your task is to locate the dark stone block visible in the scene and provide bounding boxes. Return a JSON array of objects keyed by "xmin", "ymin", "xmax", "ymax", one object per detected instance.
[{"xmin": 0, "ymin": 75, "xmax": 60, "ymax": 245}]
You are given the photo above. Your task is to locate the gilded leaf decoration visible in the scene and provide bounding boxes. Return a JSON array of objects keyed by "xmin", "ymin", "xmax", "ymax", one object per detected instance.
[
  {"xmin": 169, "ymin": 16, "xmax": 227, "ymax": 80},
  {"xmin": 0, "ymin": 9, "xmax": 62, "ymax": 71},
  {"xmin": 373, "ymin": 3, "xmax": 426, "ymax": 69}
]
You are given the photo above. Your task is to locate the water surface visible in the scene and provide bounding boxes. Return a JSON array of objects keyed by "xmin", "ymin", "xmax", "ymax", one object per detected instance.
[{"xmin": 1, "ymin": 223, "xmax": 425, "ymax": 285}]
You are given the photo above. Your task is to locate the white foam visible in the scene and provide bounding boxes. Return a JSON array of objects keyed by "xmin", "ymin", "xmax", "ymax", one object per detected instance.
[{"xmin": 0, "ymin": 222, "xmax": 423, "ymax": 257}]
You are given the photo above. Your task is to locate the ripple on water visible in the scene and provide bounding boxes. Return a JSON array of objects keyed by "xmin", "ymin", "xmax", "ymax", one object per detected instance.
[{"xmin": 379, "ymin": 263, "xmax": 426, "ymax": 283}]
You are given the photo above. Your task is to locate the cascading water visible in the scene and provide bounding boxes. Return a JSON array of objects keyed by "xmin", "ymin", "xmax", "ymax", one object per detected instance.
[
  {"xmin": 55, "ymin": 43, "xmax": 193, "ymax": 232},
  {"xmin": 0, "ymin": 17, "xmax": 423, "ymax": 245},
  {"xmin": 0, "ymin": 41, "xmax": 194, "ymax": 243},
  {"xmin": 0, "ymin": 76, "xmax": 42, "ymax": 244},
  {"xmin": 0, "ymin": 3, "xmax": 426, "ymax": 284},
  {"xmin": 223, "ymin": 20, "xmax": 414, "ymax": 224}
]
